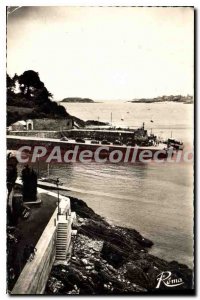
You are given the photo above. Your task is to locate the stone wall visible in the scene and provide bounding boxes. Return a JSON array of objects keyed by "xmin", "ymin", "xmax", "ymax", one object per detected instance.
[
  {"xmin": 62, "ymin": 129, "xmax": 135, "ymax": 143},
  {"xmin": 9, "ymin": 118, "xmax": 73, "ymax": 132},
  {"xmin": 33, "ymin": 118, "xmax": 73, "ymax": 131},
  {"xmin": 8, "ymin": 130, "xmax": 61, "ymax": 139}
]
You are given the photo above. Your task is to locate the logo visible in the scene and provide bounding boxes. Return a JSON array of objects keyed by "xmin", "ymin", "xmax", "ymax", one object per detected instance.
[{"xmin": 156, "ymin": 271, "xmax": 184, "ymax": 289}]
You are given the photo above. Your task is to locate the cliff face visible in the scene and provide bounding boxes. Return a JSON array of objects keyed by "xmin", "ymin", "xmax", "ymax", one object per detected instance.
[{"xmin": 45, "ymin": 197, "xmax": 193, "ymax": 295}]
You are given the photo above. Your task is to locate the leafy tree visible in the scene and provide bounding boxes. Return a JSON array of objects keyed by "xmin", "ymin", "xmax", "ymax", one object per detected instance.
[
  {"xmin": 17, "ymin": 70, "xmax": 44, "ymax": 98},
  {"xmin": 7, "ymin": 70, "xmax": 71, "ymax": 125},
  {"xmin": 34, "ymin": 86, "xmax": 53, "ymax": 104},
  {"xmin": 7, "ymin": 74, "xmax": 14, "ymax": 92}
]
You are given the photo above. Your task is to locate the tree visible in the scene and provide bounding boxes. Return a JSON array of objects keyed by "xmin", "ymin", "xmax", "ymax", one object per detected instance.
[
  {"xmin": 7, "ymin": 74, "xmax": 15, "ymax": 92},
  {"xmin": 21, "ymin": 165, "xmax": 38, "ymax": 202},
  {"xmin": 18, "ymin": 70, "xmax": 44, "ymax": 98},
  {"xmin": 34, "ymin": 86, "xmax": 53, "ymax": 104},
  {"xmin": 7, "ymin": 69, "xmax": 70, "ymax": 125}
]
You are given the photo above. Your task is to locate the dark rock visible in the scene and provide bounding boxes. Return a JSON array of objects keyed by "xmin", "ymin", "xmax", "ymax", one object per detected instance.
[
  {"xmin": 69, "ymin": 197, "xmax": 109, "ymax": 225},
  {"xmin": 101, "ymin": 241, "xmax": 126, "ymax": 268},
  {"xmin": 126, "ymin": 264, "xmax": 151, "ymax": 290},
  {"xmin": 45, "ymin": 196, "xmax": 193, "ymax": 294}
]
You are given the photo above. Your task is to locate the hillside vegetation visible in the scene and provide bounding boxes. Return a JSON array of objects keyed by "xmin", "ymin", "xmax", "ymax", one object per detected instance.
[{"xmin": 7, "ymin": 71, "xmax": 70, "ymax": 126}]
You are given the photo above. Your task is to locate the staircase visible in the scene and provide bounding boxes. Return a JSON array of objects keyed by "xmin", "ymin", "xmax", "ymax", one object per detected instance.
[{"xmin": 55, "ymin": 222, "xmax": 68, "ymax": 261}]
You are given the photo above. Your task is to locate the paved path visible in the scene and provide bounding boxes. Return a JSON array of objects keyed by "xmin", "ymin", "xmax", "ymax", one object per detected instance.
[{"xmin": 8, "ymin": 193, "xmax": 58, "ymax": 290}]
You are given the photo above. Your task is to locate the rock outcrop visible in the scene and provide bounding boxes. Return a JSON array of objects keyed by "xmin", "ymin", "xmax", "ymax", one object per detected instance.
[{"xmin": 45, "ymin": 197, "xmax": 193, "ymax": 295}]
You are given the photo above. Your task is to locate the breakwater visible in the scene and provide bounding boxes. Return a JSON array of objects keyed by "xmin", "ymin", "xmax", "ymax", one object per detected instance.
[
  {"xmin": 62, "ymin": 129, "xmax": 136, "ymax": 143},
  {"xmin": 8, "ymin": 128, "xmax": 139, "ymax": 143}
]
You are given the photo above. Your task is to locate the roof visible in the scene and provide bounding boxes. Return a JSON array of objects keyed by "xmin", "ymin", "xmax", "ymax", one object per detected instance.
[{"xmin": 12, "ymin": 120, "xmax": 26, "ymax": 126}]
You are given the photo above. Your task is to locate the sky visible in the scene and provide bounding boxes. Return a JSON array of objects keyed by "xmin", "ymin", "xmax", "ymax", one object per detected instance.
[{"xmin": 7, "ymin": 6, "xmax": 194, "ymax": 101}]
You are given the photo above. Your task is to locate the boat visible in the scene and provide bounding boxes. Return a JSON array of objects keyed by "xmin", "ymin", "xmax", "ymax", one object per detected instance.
[{"xmin": 165, "ymin": 138, "xmax": 184, "ymax": 150}]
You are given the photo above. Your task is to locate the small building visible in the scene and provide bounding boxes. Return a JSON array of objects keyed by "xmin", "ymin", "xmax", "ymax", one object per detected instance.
[
  {"xmin": 9, "ymin": 118, "xmax": 73, "ymax": 132},
  {"xmin": 26, "ymin": 119, "xmax": 34, "ymax": 130},
  {"xmin": 10, "ymin": 120, "xmax": 27, "ymax": 131}
]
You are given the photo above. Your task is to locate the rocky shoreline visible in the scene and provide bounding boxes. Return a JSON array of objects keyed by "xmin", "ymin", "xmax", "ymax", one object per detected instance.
[{"xmin": 45, "ymin": 196, "xmax": 193, "ymax": 295}]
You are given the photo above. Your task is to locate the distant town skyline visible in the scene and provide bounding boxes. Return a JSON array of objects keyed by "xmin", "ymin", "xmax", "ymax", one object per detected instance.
[{"xmin": 7, "ymin": 6, "xmax": 194, "ymax": 101}]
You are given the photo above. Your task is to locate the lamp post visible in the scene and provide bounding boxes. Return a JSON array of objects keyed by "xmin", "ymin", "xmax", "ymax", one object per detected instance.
[{"xmin": 56, "ymin": 178, "xmax": 60, "ymax": 215}]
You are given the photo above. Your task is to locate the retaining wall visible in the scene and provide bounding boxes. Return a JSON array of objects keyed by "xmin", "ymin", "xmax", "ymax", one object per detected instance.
[
  {"xmin": 8, "ymin": 130, "xmax": 61, "ymax": 139},
  {"xmin": 11, "ymin": 190, "xmax": 72, "ymax": 295}
]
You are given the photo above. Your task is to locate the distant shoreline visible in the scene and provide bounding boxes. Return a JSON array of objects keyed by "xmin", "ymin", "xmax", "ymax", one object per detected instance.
[
  {"xmin": 128, "ymin": 100, "xmax": 193, "ymax": 104},
  {"xmin": 128, "ymin": 95, "xmax": 193, "ymax": 104},
  {"xmin": 60, "ymin": 97, "xmax": 103, "ymax": 103}
]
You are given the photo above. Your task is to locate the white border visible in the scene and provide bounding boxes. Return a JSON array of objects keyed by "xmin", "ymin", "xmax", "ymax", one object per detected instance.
[{"xmin": 0, "ymin": 1, "xmax": 198, "ymax": 298}]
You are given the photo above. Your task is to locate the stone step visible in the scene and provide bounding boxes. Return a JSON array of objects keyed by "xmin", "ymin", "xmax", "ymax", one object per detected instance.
[
  {"xmin": 59, "ymin": 222, "xmax": 68, "ymax": 224},
  {"xmin": 57, "ymin": 240, "xmax": 67, "ymax": 243},
  {"xmin": 56, "ymin": 247, "xmax": 66, "ymax": 250},
  {"xmin": 58, "ymin": 228, "xmax": 68, "ymax": 230},
  {"xmin": 58, "ymin": 227, "xmax": 68, "ymax": 229},
  {"xmin": 57, "ymin": 242, "xmax": 67, "ymax": 244},
  {"xmin": 56, "ymin": 248, "xmax": 67, "ymax": 250}
]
